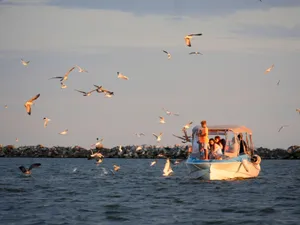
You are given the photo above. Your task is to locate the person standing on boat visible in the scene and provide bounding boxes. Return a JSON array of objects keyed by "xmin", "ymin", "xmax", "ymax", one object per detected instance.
[
  {"xmin": 198, "ymin": 120, "xmax": 209, "ymax": 160},
  {"xmin": 237, "ymin": 133, "xmax": 248, "ymax": 155}
]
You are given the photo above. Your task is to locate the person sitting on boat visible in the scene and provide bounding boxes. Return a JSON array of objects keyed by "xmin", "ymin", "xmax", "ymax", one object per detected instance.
[
  {"xmin": 208, "ymin": 138, "xmax": 223, "ymax": 160},
  {"xmin": 214, "ymin": 136, "xmax": 223, "ymax": 149},
  {"xmin": 237, "ymin": 133, "xmax": 248, "ymax": 155},
  {"xmin": 198, "ymin": 120, "xmax": 209, "ymax": 160}
]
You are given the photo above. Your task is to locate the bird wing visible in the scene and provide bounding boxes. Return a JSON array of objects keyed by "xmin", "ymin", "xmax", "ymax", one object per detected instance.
[
  {"xmin": 152, "ymin": 133, "xmax": 158, "ymax": 138},
  {"xmin": 44, "ymin": 119, "xmax": 48, "ymax": 127},
  {"xmin": 162, "ymin": 50, "xmax": 168, "ymax": 54},
  {"xmin": 49, "ymin": 76, "xmax": 63, "ymax": 80},
  {"xmin": 24, "ymin": 103, "xmax": 31, "ymax": 115},
  {"xmin": 75, "ymin": 89, "xmax": 86, "ymax": 94},
  {"xmin": 64, "ymin": 66, "xmax": 76, "ymax": 78},
  {"xmin": 28, "ymin": 94, "xmax": 40, "ymax": 103},
  {"xmin": 19, "ymin": 166, "xmax": 27, "ymax": 173},
  {"xmin": 185, "ymin": 37, "xmax": 191, "ymax": 47},
  {"xmin": 189, "ymin": 33, "xmax": 202, "ymax": 36},
  {"xmin": 189, "ymin": 52, "xmax": 195, "ymax": 54},
  {"xmin": 94, "ymin": 85, "xmax": 101, "ymax": 89},
  {"xmin": 29, "ymin": 163, "xmax": 41, "ymax": 171}
]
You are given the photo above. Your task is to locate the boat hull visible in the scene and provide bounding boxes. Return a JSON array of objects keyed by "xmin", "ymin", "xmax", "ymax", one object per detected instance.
[{"xmin": 185, "ymin": 154, "xmax": 261, "ymax": 180}]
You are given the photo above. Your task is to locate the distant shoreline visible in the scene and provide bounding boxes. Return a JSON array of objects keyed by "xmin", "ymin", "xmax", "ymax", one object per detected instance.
[{"xmin": 1, "ymin": 145, "xmax": 299, "ymax": 160}]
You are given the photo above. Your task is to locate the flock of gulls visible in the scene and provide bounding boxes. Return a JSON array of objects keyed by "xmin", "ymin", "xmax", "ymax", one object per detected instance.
[
  {"xmin": 13, "ymin": 33, "xmax": 206, "ymax": 177},
  {"xmin": 4, "ymin": 15, "xmax": 296, "ymax": 176}
]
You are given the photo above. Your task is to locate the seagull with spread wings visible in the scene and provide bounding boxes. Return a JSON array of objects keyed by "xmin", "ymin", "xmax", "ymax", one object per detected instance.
[
  {"xmin": 184, "ymin": 33, "xmax": 202, "ymax": 47},
  {"xmin": 117, "ymin": 72, "xmax": 129, "ymax": 80},
  {"xmin": 49, "ymin": 66, "xmax": 76, "ymax": 82},
  {"xmin": 183, "ymin": 121, "xmax": 193, "ymax": 130},
  {"xmin": 162, "ymin": 108, "xmax": 179, "ymax": 116},
  {"xmin": 24, "ymin": 94, "xmax": 40, "ymax": 115},
  {"xmin": 75, "ymin": 89, "xmax": 95, "ymax": 96},
  {"xmin": 264, "ymin": 64, "xmax": 275, "ymax": 74},
  {"xmin": 19, "ymin": 163, "xmax": 41, "ymax": 175},
  {"xmin": 153, "ymin": 132, "xmax": 163, "ymax": 142},
  {"xmin": 21, "ymin": 59, "xmax": 30, "ymax": 66},
  {"xmin": 189, "ymin": 51, "xmax": 203, "ymax": 55},
  {"xmin": 159, "ymin": 116, "xmax": 166, "ymax": 124},
  {"xmin": 59, "ymin": 129, "xmax": 68, "ymax": 135}
]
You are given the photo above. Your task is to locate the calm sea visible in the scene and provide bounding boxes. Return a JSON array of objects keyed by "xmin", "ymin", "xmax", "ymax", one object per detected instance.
[{"xmin": 0, "ymin": 158, "xmax": 299, "ymax": 225}]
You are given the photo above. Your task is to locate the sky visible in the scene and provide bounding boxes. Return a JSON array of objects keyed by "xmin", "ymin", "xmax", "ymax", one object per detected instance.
[{"xmin": 0, "ymin": 0, "xmax": 299, "ymax": 149}]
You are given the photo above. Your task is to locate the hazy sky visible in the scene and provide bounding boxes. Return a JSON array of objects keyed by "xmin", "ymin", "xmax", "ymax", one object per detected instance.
[{"xmin": 0, "ymin": 0, "xmax": 299, "ymax": 149}]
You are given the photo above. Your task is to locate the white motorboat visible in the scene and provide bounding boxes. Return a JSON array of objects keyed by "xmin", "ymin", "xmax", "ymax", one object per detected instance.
[{"xmin": 185, "ymin": 125, "xmax": 261, "ymax": 180}]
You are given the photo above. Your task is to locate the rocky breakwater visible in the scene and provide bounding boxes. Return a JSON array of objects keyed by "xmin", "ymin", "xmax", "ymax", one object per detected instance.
[{"xmin": 0, "ymin": 144, "xmax": 299, "ymax": 159}]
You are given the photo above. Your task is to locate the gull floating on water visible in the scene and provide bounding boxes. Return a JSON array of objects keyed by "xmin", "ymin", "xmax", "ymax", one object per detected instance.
[
  {"xmin": 117, "ymin": 72, "xmax": 129, "ymax": 80},
  {"xmin": 153, "ymin": 132, "xmax": 163, "ymax": 142},
  {"xmin": 159, "ymin": 116, "xmax": 166, "ymax": 124},
  {"xmin": 162, "ymin": 50, "xmax": 171, "ymax": 59},
  {"xmin": 59, "ymin": 129, "xmax": 68, "ymax": 135},
  {"xmin": 278, "ymin": 125, "xmax": 289, "ymax": 132},
  {"xmin": 113, "ymin": 165, "xmax": 120, "ymax": 171},
  {"xmin": 163, "ymin": 158, "xmax": 173, "ymax": 177},
  {"xmin": 76, "ymin": 65, "xmax": 88, "ymax": 73},
  {"xmin": 189, "ymin": 51, "xmax": 203, "ymax": 55},
  {"xmin": 75, "ymin": 89, "xmax": 95, "ymax": 96},
  {"xmin": 19, "ymin": 163, "xmax": 41, "ymax": 175},
  {"xmin": 49, "ymin": 66, "xmax": 76, "ymax": 82},
  {"xmin": 264, "ymin": 64, "xmax": 275, "ymax": 74},
  {"xmin": 24, "ymin": 94, "xmax": 40, "ymax": 115},
  {"xmin": 43, "ymin": 117, "xmax": 51, "ymax": 127},
  {"xmin": 21, "ymin": 59, "xmax": 30, "ymax": 66},
  {"xmin": 184, "ymin": 33, "xmax": 202, "ymax": 47}
]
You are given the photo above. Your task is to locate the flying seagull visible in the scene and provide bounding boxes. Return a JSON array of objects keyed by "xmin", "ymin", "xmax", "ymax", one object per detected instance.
[
  {"xmin": 49, "ymin": 66, "xmax": 76, "ymax": 82},
  {"xmin": 75, "ymin": 89, "xmax": 95, "ymax": 96},
  {"xmin": 75, "ymin": 65, "xmax": 88, "ymax": 73},
  {"xmin": 159, "ymin": 116, "xmax": 166, "ymax": 124},
  {"xmin": 278, "ymin": 125, "xmax": 289, "ymax": 132},
  {"xmin": 4, "ymin": 105, "xmax": 8, "ymax": 109},
  {"xmin": 19, "ymin": 163, "xmax": 41, "ymax": 175},
  {"xmin": 104, "ymin": 92, "xmax": 114, "ymax": 98},
  {"xmin": 163, "ymin": 158, "xmax": 173, "ymax": 177},
  {"xmin": 43, "ymin": 117, "xmax": 51, "ymax": 127},
  {"xmin": 21, "ymin": 59, "xmax": 30, "ymax": 66},
  {"xmin": 264, "ymin": 64, "xmax": 275, "ymax": 74},
  {"xmin": 117, "ymin": 72, "xmax": 129, "ymax": 80},
  {"xmin": 59, "ymin": 129, "xmax": 68, "ymax": 135},
  {"xmin": 189, "ymin": 51, "xmax": 203, "ymax": 55},
  {"xmin": 24, "ymin": 94, "xmax": 40, "ymax": 115},
  {"xmin": 88, "ymin": 150, "xmax": 104, "ymax": 164},
  {"xmin": 16, "ymin": 138, "xmax": 19, "ymax": 142},
  {"xmin": 277, "ymin": 80, "xmax": 280, "ymax": 86},
  {"xmin": 184, "ymin": 33, "xmax": 202, "ymax": 47},
  {"xmin": 162, "ymin": 108, "xmax": 179, "ymax": 116},
  {"xmin": 162, "ymin": 50, "xmax": 171, "ymax": 59},
  {"xmin": 135, "ymin": 133, "xmax": 145, "ymax": 137},
  {"xmin": 183, "ymin": 121, "xmax": 193, "ymax": 130},
  {"xmin": 153, "ymin": 132, "xmax": 163, "ymax": 142},
  {"xmin": 296, "ymin": 109, "xmax": 300, "ymax": 114}
]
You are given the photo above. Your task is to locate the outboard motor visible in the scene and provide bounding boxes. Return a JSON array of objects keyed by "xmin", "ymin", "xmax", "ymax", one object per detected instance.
[{"xmin": 251, "ymin": 155, "xmax": 261, "ymax": 165}]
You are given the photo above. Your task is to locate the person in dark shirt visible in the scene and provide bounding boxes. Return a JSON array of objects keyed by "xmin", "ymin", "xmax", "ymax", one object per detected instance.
[{"xmin": 237, "ymin": 133, "xmax": 248, "ymax": 155}]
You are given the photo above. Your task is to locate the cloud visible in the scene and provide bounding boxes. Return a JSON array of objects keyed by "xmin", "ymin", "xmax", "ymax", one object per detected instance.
[
  {"xmin": 0, "ymin": 2, "xmax": 299, "ymax": 55},
  {"xmin": 231, "ymin": 24, "xmax": 300, "ymax": 39},
  {"xmin": 46, "ymin": 0, "xmax": 300, "ymax": 17}
]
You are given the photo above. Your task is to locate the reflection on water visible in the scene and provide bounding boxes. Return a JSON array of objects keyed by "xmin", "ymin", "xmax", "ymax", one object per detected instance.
[{"xmin": 0, "ymin": 158, "xmax": 299, "ymax": 225}]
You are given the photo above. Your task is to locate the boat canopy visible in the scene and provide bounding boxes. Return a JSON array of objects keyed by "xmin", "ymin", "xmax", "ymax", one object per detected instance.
[{"xmin": 192, "ymin": 125, "xmax": 252, "ymax": 135}]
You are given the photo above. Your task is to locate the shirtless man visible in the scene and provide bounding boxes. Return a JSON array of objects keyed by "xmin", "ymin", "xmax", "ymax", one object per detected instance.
[{"xmin": 198, "ymin": 120, "xmax": 209, "ymax": 160}]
